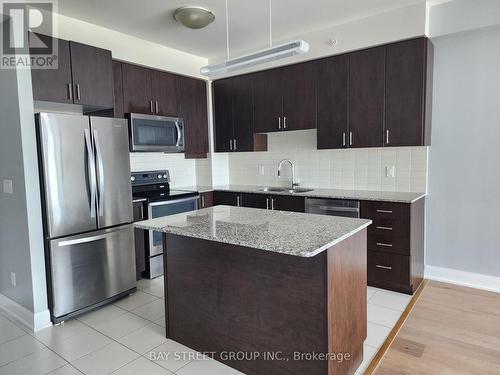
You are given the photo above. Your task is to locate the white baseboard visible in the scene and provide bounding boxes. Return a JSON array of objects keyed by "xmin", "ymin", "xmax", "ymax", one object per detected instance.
[
  {"xmin": 0, "ymin": 293, "xmax": 52, "ymax": 332},
  {"xmin": 425, "ymin": 265, "xmax": 500, "ymax": 294}
]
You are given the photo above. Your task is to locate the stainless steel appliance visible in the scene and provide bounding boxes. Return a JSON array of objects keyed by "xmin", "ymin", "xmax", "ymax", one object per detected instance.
[
  {"xmin": 305, "ymin": 198, "xmax": 360, "ymax": 218},
  {"xmin": 128, "ymin": 113, "xmax": 184, "ymax": 152},
  {"xmin": 36, "ymin": 112, "xmax": 136, "ymax": 323},
  {"xmin": 131, "ymin": 171, "xmax": 198, "ymax": 278}
]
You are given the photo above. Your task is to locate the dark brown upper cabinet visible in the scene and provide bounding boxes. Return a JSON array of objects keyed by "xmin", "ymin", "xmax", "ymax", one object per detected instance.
[
  {"xmin": 316, "ymin": 54, "xmax": 349, "ymax": 149},
  {"xmin": 31, "ymin": 37, "xmax": 113, "ymax": 109},
  {"xmin": 121, "ymin": 63, "xmax": 178, "ymax": 116},
  {"xmin": 177, "ymin": 75, "xmax": 209, "ymax": 158},
  {"xmin": 349, "ymin": 46, "xmax": 386, "ymax": 148},
  {"xmin": 112, "ymin": 60, "xmax": 124, "ymax": 118},
  {"xmin": 69, "ymin": 41, "xmax": 114, "ymax": 108},
  {"xmin": 253, "ymin": 61, "xmax": 316, "ymax": 133},
  {"xmin": 213, "ymin": 75, "xmax": 267, "ymax": 153},
  {"xmin": 385, "ymin": 37, "xmax": 433, "ymax": 147}
]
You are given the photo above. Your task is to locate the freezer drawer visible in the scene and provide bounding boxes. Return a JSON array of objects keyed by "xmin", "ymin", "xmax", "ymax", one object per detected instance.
[{"xmin": 49, "ymin": 224, "xmax": 136, "ymax": 319}]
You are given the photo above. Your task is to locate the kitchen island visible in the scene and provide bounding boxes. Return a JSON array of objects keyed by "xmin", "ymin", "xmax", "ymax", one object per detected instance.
[{"xmin": 135, "ymin": 205, "xmax": 372, "ymax": 375}]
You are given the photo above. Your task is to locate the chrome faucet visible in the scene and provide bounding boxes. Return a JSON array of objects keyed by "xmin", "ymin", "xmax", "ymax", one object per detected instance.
[{"xmin": 278, "ymin": 159, "xmax": 297, "ymax": 190}]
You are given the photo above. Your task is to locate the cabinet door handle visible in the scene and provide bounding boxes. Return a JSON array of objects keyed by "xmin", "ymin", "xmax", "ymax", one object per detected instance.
[
  {"xmin": 278, "ymin": 117, "xmax": 282, "ymax": 130},
  {"xmin": 376, "ymin": 242, "xmax": 393, "ymax": 247},
  {"xmin": 266, "ymin": 198, "xmax": 269, "ymax": 210},
  {"xmin": 75, "ymin": 84, "xmax": 81, "ymax": 100},
  {"xmin": 271, "ymin": 198, "xmax": 275, "ymax": 210},
  {"xmin": 376, "ymin": 209, "xmax": 393, "ymax": 214},
  {"xmin": 229, "ymin": 139, "xmax": 233, "ymax": 151},
  {"xmin": 376, "ymin": 226, "xmax": 393, "ymax": 231},
  {"xmin": 283, "ymin": 116, "xmax": 287, "ymax": 129},
  {"xmin": 155, "ymin": 100, "xmax": 159, "ymax": 114},
  {"xmin": 376, "ymin": 265, "xmax": 393, "ymax": 270},
  {"xmin": 236, "ymin": 195, "xmax": 241, "ymax": 207},
  {"xmin": 342, "ymin": 132, "xmax": 346, "ymax": 147},
  {"xmin": 386, "ymin": 129, "xmax": 390, "ymax": 145},
  {"xmin": 149, "ymin": 100, "xmax": 154, "ymax": 113},
  {"xmin": 67, "ymin": 83, "xmax": 73, "ymax": 100},
  {"xmin": 201, "ymin": 195, "xmax": 205, "ymax": 208},
  {"xmin": 234, "ymin": 139, "xmax": 237, "ymax": 151},
  {"xmin": 349, "ymin": 131, "xmax": 353, "ymax": 146}
]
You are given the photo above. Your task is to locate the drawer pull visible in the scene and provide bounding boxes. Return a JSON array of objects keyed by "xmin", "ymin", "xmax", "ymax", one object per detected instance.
[
  {"xmin": 376, "ymin": 265, "xmax": 393, "ymax": 270},
  {"xmin": 376, "ymin": 226, "xmax": 393, "ymax": 231},
  {"xmin": 376, "ymin": 209, "xmax": 393, "ymax": 214},
  {"xmin": 376, "ymin": 242, "xmax": 393, "ymax": 247}
]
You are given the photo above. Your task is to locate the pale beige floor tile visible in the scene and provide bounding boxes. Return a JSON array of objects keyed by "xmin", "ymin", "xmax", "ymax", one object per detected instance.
[
  {"xmin": 50, "ymin": 328, "xmax": 112, "ymax": 362},
  {"xmin": 367, "ymin": 286, "xmax": 378, "ymax": 302},
  {"xmin": 92, "ymin": 312, "xmax": 150, "ymax": 340},
  {"xmin": 154, "ymin": 316, "xmax": 166, "ymax": 328},
  {"xmin": 118, "ymin": 323, "xmax": 167, "ymax": 355},
  {"xmin": 111, "ymin": 357, "xmax": 173, "ymax": 375},
  {"xmin": 0, "ymin": 334, "xmax": 44, "ymax": 367},
  {"xmin": 176, "ymin": 356, "xmax": 237, "ymax": 375},
  {"xmin": 369, "ymin": 290, "xmax": 412, "ymax": 312},
  {"xmin": 355, "ymin": 344, "xmax": 378, "ymax": 375},
  {"xmin": 71, "ymin": 342, "xmax": 139, "ymax": 375},
  {"xmin": 34, "ymin": 319, "xmax": 88, "ymax": 347},
  {"xmin": 0, "ymin": 346, "xmax": 66, "ymax": 375},
  {"xmin": 47, "ymin": 364, "xmax": 83, "ymax": 374},
  {"xmin": 141, "ymin": 284, "xmax": 164, "ymax": 298},
  {"xmin": 77, "ymin": 304, "xmax": 127, "ymax": 327},
  {"xmin": 114, "ymin": 291, "xmax": 158, "ymax": 311},
  {"xmin": 130, "ymin": 299, "xmax": 164, "ymax": 322},
  {"xmin": 146, "ymin": 339, "xmax": 197, "ymax": 372},
  {"xmin": 0, "ymin": 315, "xmax": 26, "ymax": 345},
  {"xmin": 365, "ymin": 322, "xmax": 391, "ymax": 349},
  {"xmin": 367, "ymin": 303, "xmax": 402, "ymax": 328}
]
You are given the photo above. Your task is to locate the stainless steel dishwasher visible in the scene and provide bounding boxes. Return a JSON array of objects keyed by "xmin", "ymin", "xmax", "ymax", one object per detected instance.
[{"xmin": 305, "ymin": 198, "xmax": 360, "ymax": 218}]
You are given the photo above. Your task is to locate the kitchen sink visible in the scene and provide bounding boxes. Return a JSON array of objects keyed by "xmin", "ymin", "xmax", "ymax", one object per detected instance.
[
  {"xmin": 256, "ymin": 186, "xmax": 287, "ymax": 192},
  {"xmin": 288, "ymin": 188, "xmax": 314, "ymax": 194},
  {"xmin": 256, "ymin": 187, "xmax": 314, "ymax": 194}
]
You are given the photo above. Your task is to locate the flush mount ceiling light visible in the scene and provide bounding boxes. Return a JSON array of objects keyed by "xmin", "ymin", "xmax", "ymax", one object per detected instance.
[
  {"xmin": 200, "ymin": 0, "xmax": 309, "ymax": 76},
  {"xmin": 174, "ymin": 6, "xmax": 215, "ymax": 29}
]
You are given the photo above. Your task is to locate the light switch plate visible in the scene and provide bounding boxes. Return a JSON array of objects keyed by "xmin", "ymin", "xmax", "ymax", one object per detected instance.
[
  {"xmin": 3, "ymin": 179, "xmax": 13, "ymax": 194},
  {"xmin": 385, "ymin": 166, "xmax": 395, "ymax": 178}
]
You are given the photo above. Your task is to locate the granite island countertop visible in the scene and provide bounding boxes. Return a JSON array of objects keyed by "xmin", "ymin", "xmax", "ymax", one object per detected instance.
[
  {"xmin": 134, "ymin": 205, "xmax": 372, "ymax": 257},
  {"xmin": 176, "ymin": 185, "xmax": 425, "ymax": 203}
]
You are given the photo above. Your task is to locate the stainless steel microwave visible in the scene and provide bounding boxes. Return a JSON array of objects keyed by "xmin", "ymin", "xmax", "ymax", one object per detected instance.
[{"xmin": 128, "ymin": 113, "xmax": 184, "ymax": 152}]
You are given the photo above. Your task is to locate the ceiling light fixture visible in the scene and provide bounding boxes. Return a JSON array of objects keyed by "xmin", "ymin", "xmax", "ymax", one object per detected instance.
[
  {"xmin": 200, "ymin": 0, "xmax": 309, "ymax": 76},
  {"xmin": 174, "ymin": 6, "xmax": 215, "ymax": 29}
]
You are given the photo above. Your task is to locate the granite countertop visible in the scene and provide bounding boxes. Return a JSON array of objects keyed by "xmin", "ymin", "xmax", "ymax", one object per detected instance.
[
  {"xmin": 176, "ymin": 185, "xmax": 214, "ymax": 194},
  {"xmin": 184, "ymin": 184, "xmax": 424, "ymax": 203},
  {"xmin": 134, "ymin": 205, "xmax": 372, "ymax": 258}
]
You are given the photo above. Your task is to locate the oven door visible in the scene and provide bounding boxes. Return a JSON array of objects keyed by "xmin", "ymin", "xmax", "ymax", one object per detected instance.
[
  {"xmin": 129, "ymin": 113, "xmax": 184, "ymax": 152},
  {"xmin": 147, "ymin": 196, "xmax": 199, "ymax": 256}
]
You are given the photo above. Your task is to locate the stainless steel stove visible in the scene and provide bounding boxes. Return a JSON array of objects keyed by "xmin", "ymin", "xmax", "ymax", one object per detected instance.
[{"xmin": 132, "ymin": 170, "xmax": 198, "ymax": 278}]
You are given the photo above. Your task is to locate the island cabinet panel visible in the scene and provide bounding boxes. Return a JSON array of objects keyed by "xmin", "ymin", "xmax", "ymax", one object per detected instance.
[
  {"xmin": 213, "ymin": 191, "xmax": 243, "ymax": 207},
  {"xmin": 349, "ymin": 46, "xmax": 386, "ymax": 148},
  {"xmin": 385, "ymin": 37, "xmax": 433, "ymax": 147},
  {"xmin": 163, "ymin": 231, "xmax": 367, "ymax": 375},
  {"xmin": 361, "ymin": 198, "xmax": 424, "ymax": 294},
  {"xmin": 316, "ymin": 54, "xmax": 349, "ymax": 149},
  {"xmin": 69, "ymin": 41, "xmax": 114, "ymax": 108}
]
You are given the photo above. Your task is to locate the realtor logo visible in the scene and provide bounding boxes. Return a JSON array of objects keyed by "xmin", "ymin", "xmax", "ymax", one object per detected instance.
[{"xmin": 1, "ymin": 0, "xmax": 58, "ymax": 69}]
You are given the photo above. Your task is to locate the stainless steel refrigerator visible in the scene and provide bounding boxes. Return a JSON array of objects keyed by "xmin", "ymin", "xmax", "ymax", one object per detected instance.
[{"xmin": 36, "ymin": 112, "xmax": 136, "ymax": 322}]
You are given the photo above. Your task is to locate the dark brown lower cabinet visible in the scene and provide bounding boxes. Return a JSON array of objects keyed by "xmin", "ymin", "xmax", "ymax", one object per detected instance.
[
  {"xmin": 199, "ymin": 192, "xmax": 214, "ymax": 208},
  {"xmin": 271, "ymin": 195, "xmax": 305, "ymax": 212},
  {"xmin": 361, "ymin": 198, "xmax": 424, "ymax": 294},
  {"xmin": 213, "ymin": 191, "xmax": 242, "ymax": 207},
  {"xmin": 133, "ymin": 201, "xmax": 146, "ymax": 280}
]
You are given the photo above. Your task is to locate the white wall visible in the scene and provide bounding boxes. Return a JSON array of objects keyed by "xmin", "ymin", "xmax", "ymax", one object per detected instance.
[
  {"xmin": 425, "ymin": 26, "xmax": 500, "ymax": 284},
  {"xmin": 227, "ymin": 130, "xmax": 427, "ymax": 192}
]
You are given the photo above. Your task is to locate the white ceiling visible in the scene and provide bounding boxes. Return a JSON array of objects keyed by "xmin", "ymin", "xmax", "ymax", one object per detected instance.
[{"xmin": 58, "ymin": 0, "xmax": 426, "ymax": 60}]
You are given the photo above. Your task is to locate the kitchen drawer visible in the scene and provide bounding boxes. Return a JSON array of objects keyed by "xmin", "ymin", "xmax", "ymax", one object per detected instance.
[
  {"xmin": 367, "ymin": 219, "xmax": 410, "ymax": 255},
  {"xmin": 368, "ymin": 251, "xmax": 411, "ymax": 294},
  {"xmin": 361, "ymin": 201, "xmax": 410, "ymax": 221}
]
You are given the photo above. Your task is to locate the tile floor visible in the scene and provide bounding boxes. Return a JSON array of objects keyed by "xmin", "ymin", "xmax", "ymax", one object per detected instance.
[{"xmin": 0, "ymin": 278, "xmax": 411, "ymax": 375}]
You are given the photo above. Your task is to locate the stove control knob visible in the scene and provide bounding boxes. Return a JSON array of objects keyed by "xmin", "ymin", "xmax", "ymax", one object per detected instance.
[
  {"xmin": 130, "ymin": 176, "xmax": 135, "ymax": 181},
  {"xmin": 163, "ymin": 174, "xmax": 168, "ymax": 179},
  {"xmin": 157, "ymin": 174, "xmax": 162, "ymax": 179}
]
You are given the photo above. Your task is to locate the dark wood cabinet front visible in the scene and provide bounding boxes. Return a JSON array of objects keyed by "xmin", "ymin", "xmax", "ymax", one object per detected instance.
[
  {"xmin": 112, "ymin": 61, "xmax": 124, "ymax": 118},
  {"xmin": 316, "ymin": 54, "xmax": 349, "ymax": 149},
  {"xmin": 151, "ymin": 70, "xmax": 178, "ymax": 116},
  {"xmin": 385, "ymin": 37, "xmax": 432, "ymax": 147},
  {"xmin": 253, "ymin": 68, "xmax": 283, "ymax": 133},
  {"xmin": 132, "ymin": 201, "xmax": 146, "ymax": 280},
  {"xmin": 349, "ymin": 46, "xmax": 385, "ymax": 148},
  {"xmin": 69, "ymin": 41, "xmax": 114, "ymax": 108},
  {"xmin": 31, "ymin": 36, "xmax": 73, "ymax": 104},
  {"xmin": 177, "ymin": 76, "xmax": 209, "ymax": 158},
  {"xmin": 199, "ymin": 192, "xmax": 214, "ymax": 208},
  {"xmin": 213, "ymin": 79, "xmax": 234, "ymax": 152},
  {"xmin": 213, "ymin": 191, "xmax": 242, "ymax": 207},
  {"xmin": 121, "ymin": 63, "xmax": 153, "ymax": 114},
  {"xmin": 232, "ymin": 74, "xmax": 257, "ymax": 152},
  {"xmin": 271, "ymin": 195, "xmax": 305, "ymax": 212},
  {"xmin": 241, "ymin": 193, "xmax": 268, "ymax": 209}
]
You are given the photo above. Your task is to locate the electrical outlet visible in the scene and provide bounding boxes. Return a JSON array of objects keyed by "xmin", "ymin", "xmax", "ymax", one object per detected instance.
[
  {"xmin": 3, "ymin": 179, "xmax": 13, "ymax": 194},
  {"xmin": 10, "ymin": 272, "xmax": 16, "ymax": 287},
  {"xmin": 385, "ymin": 166, "xmax": 395, "ymax": 178}
]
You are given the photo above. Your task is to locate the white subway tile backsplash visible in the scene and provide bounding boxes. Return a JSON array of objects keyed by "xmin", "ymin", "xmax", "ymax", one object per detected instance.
[{"xmin": 227, "ymin": 129, "xmax": 427, "ymax": 193}]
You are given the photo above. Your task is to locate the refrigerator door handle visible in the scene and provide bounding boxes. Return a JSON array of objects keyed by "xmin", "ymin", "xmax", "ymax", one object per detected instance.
[
  {"xmin": 84, "ymin": 129, "xmax": 97, "ymax": 218},
  {"xmin": 58, "ymin": 226, "xmax": 130, "ymax": 247},
  {"xmin": 93, "ymin": 129, "xmax": 105, "ymax": 218}
]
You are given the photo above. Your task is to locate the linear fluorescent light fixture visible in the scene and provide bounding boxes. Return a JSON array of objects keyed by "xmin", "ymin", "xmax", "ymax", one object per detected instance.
[{"xmin": 200, "ymin": 40, "xmax": 310, "ymax": 76}]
